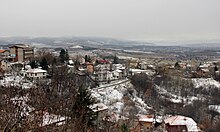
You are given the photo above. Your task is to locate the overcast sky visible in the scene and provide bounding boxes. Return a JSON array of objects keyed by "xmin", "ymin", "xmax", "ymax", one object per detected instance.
[{"xmin": 0, "ymin": 0, "xmax": 219, "ymax": 42}]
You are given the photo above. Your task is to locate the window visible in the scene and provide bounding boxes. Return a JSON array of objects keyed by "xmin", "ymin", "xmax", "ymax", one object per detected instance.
[{"xmin": 35, "ymin": 73, "xmax": 37, "ymax": 76}]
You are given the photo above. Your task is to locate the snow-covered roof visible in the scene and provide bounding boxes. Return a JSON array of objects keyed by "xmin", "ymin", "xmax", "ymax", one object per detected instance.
[
  {"xmin": 115, "ymin": 69, "xmax": 122, "ymax": 73},
  {"xmin": 25, "ymin": 65, "xmax": 32, "ymax": 70},
  {"xmin": 42, "ymin": 112, "xmax": 67, "ymax": 126},
  {"xmin": 119, "ymin": 67, "xmax": 126, "ymax": 70},
  {"xmin": 164, "ymin": 115, "xmax": 200, "ymax": 132},
  {"xmin": 199, "ymin": 64, "xmax": 210, "ymax": 69},
  {"xmin": 78, "ymin": 68, "xmax": 87, "ymax": 71},
  {"xmin": 148, "ymin": 64, "xmax": 155, "ymax": 68},
  {"xmin": 113, "ymin": 64, "xmax": 123, "ymax": 67},
  {"xmin": 90, "ymin": 103, "xmax": 108, "ymax": 112},
  {"xmin": 137, "ymin": 114, "xmax": 162, "ymax": 123},
  {"xmin": 68, "ymin": 60, "xmax": 74, "ymax": 65},
  {"xmin": 209, "ymin": 105, "xmax": 220, "ymax": 113},
  {"xmin": 201, "ymin": 69, "xmax": 209, "ymax": 73},
  {"xmin": 26, "ymin": 68, "xmax": 47, "ymax": 73},
  {"xmin": 129, "ymin": 69, "xmax": 148, "ymax": 73}
]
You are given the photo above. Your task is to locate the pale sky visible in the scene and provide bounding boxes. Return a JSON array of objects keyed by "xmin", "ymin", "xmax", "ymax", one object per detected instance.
[{"xmin": 0, "ymin": 0, "xmax": 220, "ymax": 42}]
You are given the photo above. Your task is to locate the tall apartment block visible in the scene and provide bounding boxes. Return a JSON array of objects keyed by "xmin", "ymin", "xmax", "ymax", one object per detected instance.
[{"xmin": 9, "ymin": 44, "xmax": 34, "ymax": 62}]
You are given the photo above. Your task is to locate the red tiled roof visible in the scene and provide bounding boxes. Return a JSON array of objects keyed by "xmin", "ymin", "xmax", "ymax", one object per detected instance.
[
  {"xmin": 0, "ymin": 50, "xmax": 6, "ymax": 53},
  {"xmin": 98, "ymin": 60, "xmax": 109, "ymax": 63}
]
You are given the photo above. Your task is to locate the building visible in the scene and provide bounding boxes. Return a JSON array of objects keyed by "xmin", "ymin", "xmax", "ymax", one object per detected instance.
[
  {"xmin": 9, "ymin": 44, "xmax": 34, "ymax": 62},
  {"xmin": 26, "ymin": 68, "xmax": 47, "ymax": 79},
  {"xmin": 0, "ymin": 49, "xmax": 10, "ymax": 59},
  {"xmin": 0, "ymin": 60, "xmax": 11, "ymax": 71},
  {"xmin": 164, "ymin": 115, "xmax": 201, "ymax": 132},
  {"xmin": 133, "ymin": 114, "xmax": 162, "ymax": 132}
]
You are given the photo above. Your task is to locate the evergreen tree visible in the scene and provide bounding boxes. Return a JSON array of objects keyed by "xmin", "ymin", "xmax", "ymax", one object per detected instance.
[
  {"xmin": 121, "ymin": 123, "xmax": 129, "ymax": 132},
  {"xmin": 71, "ymin": 86, "xmax": 97, "ymax": 129},
  {"xmin": 85, "ymin": 55, "xmax": 91, "ymax": 62},
  {"xmin": 60, "ymin": 49, "xmax": 66, "ymax": 63},
  {"xmin": 85, "ymin": 55, "xmax": 88, "ymax": 62},
  {"xmin": 74, "ymin": 60, "xmax": 80, "ymax": 70},
  {"xmin": 29, "ymin": 60, "xmax": 38, "ymax": 69},
  {"xmin": 214, "ymin": 65, "xmax": 218, "ymax": 71},
  {"xmin": 40, "ymin": 57, "xmax": 48, "ymax": 70},
  {"xmin": 59, "ymin": 49, "xmax": 69, "ymax": 63},
  {"xmin": 113, "ymin": 55, "xmax": 119, "ymax": 64},
  {"xmin": 174, "ymin": 62, "xmax": 180, "ymax": 69},
  {"xmin": 65, "ymin": 49, "xmax": 69, "ymax": 61}
]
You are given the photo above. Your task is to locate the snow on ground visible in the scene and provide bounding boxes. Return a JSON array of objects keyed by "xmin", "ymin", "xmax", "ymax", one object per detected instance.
[
  {"xmin": 0, "ymin": 75, "xmax": 24, "ymax": 87},
  {"xmin": 42, "ymin": 112, "xmax": 67, "ymax": 126},
  {"xmin": 192, "ymin": 78, "xmax": 220, "ymax": 89},
  {"xmin": 91, "ymin": 80, "xmax": 150, "ymax": 115},
  {"xmin": 209, "ymin": 105, "xmax": 220, "ymax": 113},
  {"xmin": 11, "ymin": 95, "xmax": 67, "ymax": 126},
  {"xmin": 156, "ymin": 78, "xmax": 220, "ymax": 104},
  {"xmin": 155, "ymin": 85, "xmax": 201, "ymax": 105},
  {"xmin": 11, "ymin": 96, "xmax": 34, "ymax": 117},
  {"xmin": 0, "ymin": 75, "xmax": 33, "ymax": 88}
]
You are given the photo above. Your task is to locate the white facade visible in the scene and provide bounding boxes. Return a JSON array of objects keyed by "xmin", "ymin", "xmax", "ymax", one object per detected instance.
[
  {"xmin": 26, "ymin": 68, "xmax": 47, "ymax": 79},
  {"xmin": 0, "ymin": 60, "xmax": 11, "ymax": 71}
]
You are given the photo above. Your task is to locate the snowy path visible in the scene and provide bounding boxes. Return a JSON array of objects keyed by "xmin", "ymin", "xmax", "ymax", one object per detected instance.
[{"xmin": 94, "ymin": 78, "xmax": 130, "ymax": 89}]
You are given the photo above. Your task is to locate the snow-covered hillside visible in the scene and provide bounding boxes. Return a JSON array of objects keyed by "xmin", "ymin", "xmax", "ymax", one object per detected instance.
[
  {"xmin": 0, "ymin": 75, "xmax": 33, "ymax": 89},
  {"xmin": 192, "ymin": 78, "xmax": 220, "ymax": 89},
  {"xmin": 91, "ymin": 80, "xmax": 151, "ymax": 116}
]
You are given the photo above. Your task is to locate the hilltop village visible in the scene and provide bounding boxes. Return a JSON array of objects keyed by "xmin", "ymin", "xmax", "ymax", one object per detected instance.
[{"xmin": 0, "ymin": 44, "xmax": 220, "ymax": 131}]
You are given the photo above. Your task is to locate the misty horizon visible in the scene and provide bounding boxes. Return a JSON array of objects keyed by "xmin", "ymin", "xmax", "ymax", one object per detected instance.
[{"xmin": 0, "ymin": 0, "xmax": 220, "ymax": 43}]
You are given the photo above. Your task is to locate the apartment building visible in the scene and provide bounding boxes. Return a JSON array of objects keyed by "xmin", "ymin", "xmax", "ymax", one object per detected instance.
[{"xmin": 9, "ymin": 44, "xmax": 34, "ymax": 62}]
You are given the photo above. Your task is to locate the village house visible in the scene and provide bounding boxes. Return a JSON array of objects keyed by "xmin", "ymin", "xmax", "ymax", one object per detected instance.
[
  {"xmin": 25, "ymin": 68, "xmax": 47, "ymax": 79},
  {"xmin": 93, "ymin": 64, "xmax": 125, "ymax": 82},
  {"xmin": 195, "ymin": 63, "xmax": 212, "ymax": 78},
  {"xmin": 0, "ymin": 49, "xmax": 10, "ymax": 59},
  {"xmin": 112, "ymin": 64, "xmax": 128, "ymax": 77},
  {"xmin": 0, "ymin": 60, "xmax": 11, "ymax": 71},
  {"xmin": 112, "ymin": 69, "xmax": 123, "ymax": 79},
  {"xmin": 131, "ymin": 114, "xmax": 162, "ymax": 132},
  {"xmin": 164, "ymin": 115, "xmax": 201, "ymax": 132},
  {"xmin": 9, "ymin": 44, "xmax": 34, "ymax": 62},
  {"xmin": 197, "ymin": 68, "xmax": 210, "ymax": 78},
  {"xmin": 128, "ymin": 59, "xmax": 139, "ymax": 68},
  {"xmin": 129, "ymin": 69, "xmax": 155, "ymax": 76},
  {"xmin": 140, "ymin": 62, "xmax": 148, "ymax": 70},
  {"xmin": 93, "ymin": 64, "xmax": 110, "ymax": 82}
]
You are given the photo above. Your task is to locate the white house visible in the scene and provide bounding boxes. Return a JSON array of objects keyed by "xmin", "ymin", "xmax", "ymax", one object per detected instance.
[
  {"xmin": 26, "ymin": 68, "xmax": 47, "ymax": 79},
  {"xmin": 113, "ymin": 69, "xmax": 123, "ymax": 79},
  {"xmin": 0, "ymin": 60, "xmax": 11, "ymax": 71}
]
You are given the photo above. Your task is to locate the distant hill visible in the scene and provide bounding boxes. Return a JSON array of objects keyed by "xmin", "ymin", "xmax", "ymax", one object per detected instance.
[
  {"xmin": 183, "ymin": 43, "xmax": 220, "ymax": 48},
  {"xmin": 0, "ymin": 36, "xmax": 154, "ymax": 47}
]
